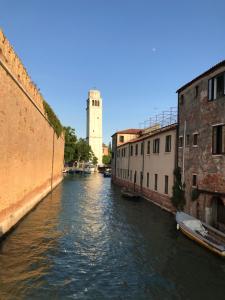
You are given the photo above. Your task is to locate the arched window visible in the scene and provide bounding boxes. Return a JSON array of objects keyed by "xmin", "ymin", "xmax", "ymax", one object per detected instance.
[
  {"xmin": 92, "ymin": 100, "xmax": 94, "ymax": 106},
  {"xmin": 98, "ymin": 100, "xmax": 100, "ymax": 106},
  {"xmin": 95, "ymin": 100, "xmax": 97, "ymax": 106}
]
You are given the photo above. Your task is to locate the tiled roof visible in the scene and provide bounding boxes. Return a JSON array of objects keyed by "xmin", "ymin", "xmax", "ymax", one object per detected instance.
[
  {"xmin": 177, "ymin": 60, "xmax": 225, "ymax": 93},
  {"xmin": 112, "ymin": 128, "xmax": 141, "ymax": 136},
  {"xmin": 117, "ymin": 123, "xmax": 177, "ymax": 148}
]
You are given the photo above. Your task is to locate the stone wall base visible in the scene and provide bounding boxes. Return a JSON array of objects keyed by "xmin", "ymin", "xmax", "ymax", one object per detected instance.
[
  {"xmin": 112, "ymin": 176, "xmax": 175, "ymax": 214},
  {"xmin": 0, "ymin": 175, "xmax": 63, "ymax": 238}
]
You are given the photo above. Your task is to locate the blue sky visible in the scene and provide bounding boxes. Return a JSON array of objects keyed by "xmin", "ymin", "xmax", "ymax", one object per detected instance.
[{"xmin": 1, "ymin": 0, "xmax": 225, "ymax": 143}]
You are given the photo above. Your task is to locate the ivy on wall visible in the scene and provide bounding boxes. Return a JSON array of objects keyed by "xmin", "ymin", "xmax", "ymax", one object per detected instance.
[
  {"xmin": 171, "ymin": 167, "xmax": 186, "ymax": 211},
  {"xmin": 43, "ymin": 100, "xmax": 63, "ymax": 138}
]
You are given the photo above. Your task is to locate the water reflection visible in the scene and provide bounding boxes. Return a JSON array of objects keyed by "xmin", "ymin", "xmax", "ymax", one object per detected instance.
[
  {"xmin": 0, "ymin": 185, "xmax": 62, "ymax": 300},
  {"xmin": 0, "ymin": 174, "xmax": 224, "ymax": 300}
]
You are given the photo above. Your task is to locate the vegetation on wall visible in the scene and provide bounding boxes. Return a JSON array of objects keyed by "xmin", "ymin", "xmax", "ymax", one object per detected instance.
[
  {"xmin": 171, "ymin": 167, "xmax": 186, "ymax": 210},
  {"xmin": 43, "ymin": 100, "xmax": 63, "ymax": 138},
  {"xmin": 191, "ymin": 188, "xmax": 200, "ymax": 201}
]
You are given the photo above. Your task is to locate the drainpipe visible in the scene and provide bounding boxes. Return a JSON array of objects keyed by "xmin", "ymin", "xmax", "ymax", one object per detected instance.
[
  {"xmin": 141, "ymin": 140, "xmax": 145, "ymax": 193},
  {"xmin": 182, "ymin": 120, "xmax": 186, "ymax": 184}
]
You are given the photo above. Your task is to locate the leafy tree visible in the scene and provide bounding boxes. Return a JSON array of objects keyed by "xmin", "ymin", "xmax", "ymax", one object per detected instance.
[
  {"xmin": 92, "ymin": 155, "xmax": 98, "ymax": 165},
  {"xmin": 171, "ymin": 167, "xmax": 186, "ymax": 211},
  {"xmin": 64, "ymin": 126, "xmax": 77, "ymax": 163},
  {"xmin": 102, "ymin": 155, "xmax": 111, "ymax": 165},
  {"xmin": 74, "ymin": 138, "xmax": 93, "ymax": 163}
]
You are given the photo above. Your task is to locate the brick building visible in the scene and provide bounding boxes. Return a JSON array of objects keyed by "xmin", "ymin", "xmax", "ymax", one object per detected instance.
[{"xmin": 177, "ymin": 61, "xmax": 225, "ymax": 231}]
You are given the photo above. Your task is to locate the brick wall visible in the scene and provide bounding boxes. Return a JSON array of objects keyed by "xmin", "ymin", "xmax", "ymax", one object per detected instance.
[{"xmin": 0, "ymin": 31, "xmax": 64, "ymax": 237}]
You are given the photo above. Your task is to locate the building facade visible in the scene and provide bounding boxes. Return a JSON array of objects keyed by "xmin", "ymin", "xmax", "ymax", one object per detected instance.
[
  {"xmin": 112, "ymin": 125, "xmax": 177, "ymax": 212},
  {"xmin": 177, "ymin": 61, "xmax": 225, "ymax": 231},
  {"xmin": 86, "ymin": 89, "xmax": 103, "ymax": 165}
]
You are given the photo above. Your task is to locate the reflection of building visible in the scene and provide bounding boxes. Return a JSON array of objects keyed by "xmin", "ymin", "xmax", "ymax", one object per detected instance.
[
  {"xmin": 86, "ymin": 90, "xmax": 103, "ymax": 165},
  {"xmin": 177, "ymin": 61, "xmax": 225, "ymax": 231},
  {"xmin": 111, "ymin": 124, "xmax": 177, "ymax": 212},
  {"xmin": 102, "ymin": 143, "xmax": 109, "ymax": 156}
]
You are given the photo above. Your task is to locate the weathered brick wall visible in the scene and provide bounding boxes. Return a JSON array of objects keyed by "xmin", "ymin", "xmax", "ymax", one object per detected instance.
[
  {"xmin": 178, "ymin": 65, "xmax": 225, "ymax": 217},
  {"xmin": 0, "ymin": 31, "xmax": 64, "ymax": 236}
]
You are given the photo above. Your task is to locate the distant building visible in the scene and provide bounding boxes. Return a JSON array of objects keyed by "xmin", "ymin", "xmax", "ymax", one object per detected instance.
[
  {"xmin": 86, "ymin": 89, "xmax": 103, "ymax": 165},
  {"xmin": 177, "ymin": 60, "xmax": 225, "ymax": 231},
  {"xmin": 111, "ymin": 124, "xmax": 177, "ymax": 212},
  {"xmin": 102, "ymin": 143, "xmax": 109, "ymax": 156}
]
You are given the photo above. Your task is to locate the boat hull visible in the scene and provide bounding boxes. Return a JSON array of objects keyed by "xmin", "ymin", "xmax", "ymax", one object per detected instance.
[{"xmin": 176, "ymin": 212, "xmax": 225, "ymax": 257}]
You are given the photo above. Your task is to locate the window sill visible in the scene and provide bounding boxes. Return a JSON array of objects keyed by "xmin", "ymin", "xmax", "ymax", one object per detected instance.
[
  {"xmin": 212, "ymin": 154, "xmax": 224, "ymax": 157},
  {"xmin": 193, "ymin": 145, "xmax": 198, "ymax": 147}
]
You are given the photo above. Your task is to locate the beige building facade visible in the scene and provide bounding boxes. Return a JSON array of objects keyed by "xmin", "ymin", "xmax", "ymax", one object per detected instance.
[
  {"xmin": 112, "ymin": 125, "xmax": 177, "ymax": 212},
  {"xmin": 86, "ymin": 89, "xmax": 103, "ymax": 165}
]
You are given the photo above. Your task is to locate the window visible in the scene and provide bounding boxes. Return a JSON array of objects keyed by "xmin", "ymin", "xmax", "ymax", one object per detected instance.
[
  {"xmin": 192, "ymin": 174, "xmax": 197, "ymax": 187},
  {"xmin": 153, "ymin": 138, "xmax": 160, "ymax": 153},
  {"xmin": 112, "ymin": 152, "xmax": 114, "ymax": 159},
  {"xmin": 212, "ymin": 125, "xmax": 225, "ymax": 154},
  {"xmin": 180, "ymin": 95, "xmax": 184, "ymax": 105},
  {"xmin": 164, "ymin": 175, "xmax": 169, "ymax": 194},
  {"xmin": 165, "ymin": 135, "xmax": 171, "ymax": 152},
  {"xmin": 147, "ymin": 141, "xmax": 150, "ymax": 154},
  {"xmin": 92, "ymin": 100, "xmax": 94, "ymax": 106},
  {"xmin": 130, "ymin": 145, "xmax": 133, "ymax": 156},
  {"xmin": 147, "ymin": 172, "xmax": 149, "ymax": 187},
  {"xmin": 195, "ymin": 85, "xmax": 199, "ymax": 98},
  {"xmin": 119, "ymin": 136, "xmax": 124, "ymax": 143},
  {"xmin": 141, "ymin": 143, "xmax": 144, "ymax": 155},
  {"xmin": 208, "ymin": 72, "xmax": 225, "ymax": 101},
  {"xmin": 130, "ymin": 170, "xmax": 132, "ymax": 181},
  {"xmin": 135, "ymin": 144, "xmax": 138, "ymax": 155},
  {"xmin": 154, "ymin": 174, "xmax": 158, "ymax": 191},
  {"xmin": 193, "ymin": 133, "xmax": 198, "ymax": 146},
  {"xmin": 179, "ymin": 136, "xmax": 183, "ymax": 147},
  {"xmin": 186, "ymin": 134, "xmax": 190, "ymax": 146}
]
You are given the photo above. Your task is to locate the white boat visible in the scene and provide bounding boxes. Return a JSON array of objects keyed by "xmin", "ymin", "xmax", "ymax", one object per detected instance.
[
  {"xmin": 176, "ymin": 212, "xmax": 225, "ymax": 257},
  {"xmin": 83, "ymin": 164, "xmax": 95, "ymax": 174}
]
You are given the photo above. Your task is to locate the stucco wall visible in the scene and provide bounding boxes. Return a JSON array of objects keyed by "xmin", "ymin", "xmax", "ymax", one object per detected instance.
[
  {"xmin": 113, "ymin": 126, "xmax": 176, "ymax": 213},
  {"xmin": 0, "ymin": 31, "xmax": 64, "ymax": 237}
]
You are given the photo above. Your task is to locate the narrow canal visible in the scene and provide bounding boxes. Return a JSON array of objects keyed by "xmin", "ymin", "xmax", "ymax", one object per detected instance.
[{"xmin": 0, "ymin": 174, "xmax": 225, "ymax": 300}]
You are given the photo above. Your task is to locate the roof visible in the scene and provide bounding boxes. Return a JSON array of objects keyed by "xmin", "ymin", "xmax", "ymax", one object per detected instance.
[
  {"xmin": 111, "ymin": 128, "xmax": 141, "ymax": 136},
  {"xmin": 117, "ymin": 123, "xmax": 177, "ymax": 148},
  {"xmin": 176, "ymin": 60, "xmax": 225, "ymax": 93}
]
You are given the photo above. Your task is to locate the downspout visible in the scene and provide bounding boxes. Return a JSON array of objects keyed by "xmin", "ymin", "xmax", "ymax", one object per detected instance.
[
  {"xmin": 182, "ymin": 120, "xmax": 186, "ymax": 183},
  {"xmin": 141, "ymin": 141, "xmax": 145, "ymax": 193}
]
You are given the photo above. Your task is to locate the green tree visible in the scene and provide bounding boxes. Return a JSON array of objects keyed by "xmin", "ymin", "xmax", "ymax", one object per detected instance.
[
  {"xmin": 102, "ymin": 155, "xmax": 111, "ymax": 165},
  {"xmin": 74, "ymin": 138, "xmax": 93, "ymax": 163},
  {"xmin": 64, "ymin": 126, "xmax": 77, "ymax": 163},
  {"xmin": 92, "ymin": 155, "xmax": 98, "ymax": 165},
  {"xmin": 171, "ymin": 167, "xmax": 186, "ymax": 211}
]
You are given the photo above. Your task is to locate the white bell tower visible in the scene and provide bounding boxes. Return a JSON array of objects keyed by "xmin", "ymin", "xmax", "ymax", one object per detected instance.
[{"xmin": 86, "ymin": 89, "xmax": 103, "ymax": 165}]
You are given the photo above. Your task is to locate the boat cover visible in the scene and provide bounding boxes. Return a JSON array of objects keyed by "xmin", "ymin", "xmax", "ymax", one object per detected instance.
[{"xmin": 183, "ymin": 220, "xmax": 208, "ymax": 236}]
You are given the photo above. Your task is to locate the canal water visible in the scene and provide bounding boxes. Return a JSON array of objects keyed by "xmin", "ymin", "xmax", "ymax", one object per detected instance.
[{"xmin": 0, "ymin": 174, "xmax": 225, "ymax": 300}]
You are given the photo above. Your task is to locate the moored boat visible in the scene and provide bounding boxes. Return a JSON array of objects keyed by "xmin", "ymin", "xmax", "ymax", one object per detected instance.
[
  {"xmin": 176, "ymin": 212, "xmax": 225, "ymax": 257},
  {"xmin": 103, "ymin": 169, "xmax": 111, "ymax": 177},
  {"xmin": 121, "ymin": 188, "xmax": 140, "ymax": 201}
]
